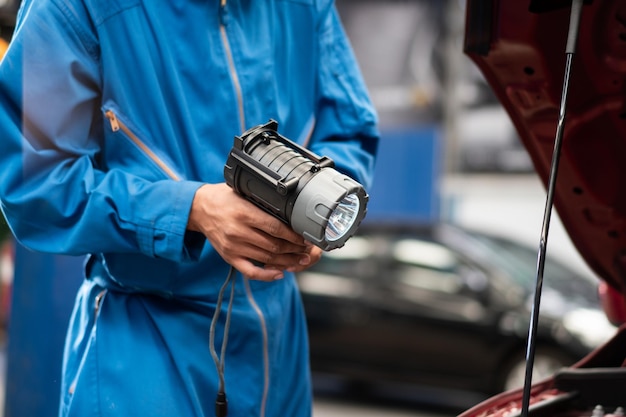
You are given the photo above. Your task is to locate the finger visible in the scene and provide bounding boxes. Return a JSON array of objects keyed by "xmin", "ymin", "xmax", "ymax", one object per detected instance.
[
  {"xmin": 252, "ymin": 230, "xmax": 308, "ymax": 255},
  {"xmin": 224, "ymin": 206, "xmax": 308, "ymax": 254},
  {"xmin": 249, "ymin": 212, "xmax": 306, "ymax": 246},
  {"xmin": 231, "ymin": 258, "xmax": 285, "ymax": 282},
  {"xmin": 226, "ymin": 220, "xmax": 308, "ymax": 258},
  {"xmin": 270, "ymin": 245, "xmax": 324, "ymax": 273},
  {"xmin": 219, "ymin": 236, "xmax": 309, "ymax": 272},
  {"xmin": 212, "ymin": 215, "xmax": 307, "ymax": 258},
  {"xmin": 245, "ymin": 246, "xmax": 310, "ymax": 270},
  {"xmin": 305, "ymin": 245, "xmax": 323, "ymax": 266}
]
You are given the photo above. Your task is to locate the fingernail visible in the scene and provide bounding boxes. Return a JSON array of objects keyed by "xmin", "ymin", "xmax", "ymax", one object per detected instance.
[
  {"xmin": 299, "ymin": 255, "xmax": 311, "ymax": 266},
  {"xmin": 273, "ymin": 272, "xmax": 284, "ymax": 280}
]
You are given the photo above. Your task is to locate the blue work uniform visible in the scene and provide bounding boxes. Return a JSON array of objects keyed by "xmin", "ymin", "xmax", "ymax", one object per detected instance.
[{"xmin": 0, "ymin": 0, "xmax": 379, "ymax": 416}]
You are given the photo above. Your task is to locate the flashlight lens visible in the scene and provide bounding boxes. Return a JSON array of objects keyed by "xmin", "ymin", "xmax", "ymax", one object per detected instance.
[{"xmin": 325, "ymin": 193, "xmax": 361, "ymax": 242}]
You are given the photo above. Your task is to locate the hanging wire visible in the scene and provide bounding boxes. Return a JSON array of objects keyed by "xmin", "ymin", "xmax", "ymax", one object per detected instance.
[{"xmin": 209, "ymin": 265, "xmax": 237, "ymax": 417}]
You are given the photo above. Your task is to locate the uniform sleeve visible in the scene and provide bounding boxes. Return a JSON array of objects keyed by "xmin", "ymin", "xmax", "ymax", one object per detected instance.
[
  {"xmin": 309, "ymin": 2, "xmax": 380, "ymax": 189},
  {"xmin": 0, "ymin": 1, "xmax": 206, "ymax": 261}
]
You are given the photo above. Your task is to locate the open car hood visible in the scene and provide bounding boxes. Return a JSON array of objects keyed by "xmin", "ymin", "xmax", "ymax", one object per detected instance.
[{"xmin": 464, "ymin": 0, "xmax": 626, "ymax": 298}]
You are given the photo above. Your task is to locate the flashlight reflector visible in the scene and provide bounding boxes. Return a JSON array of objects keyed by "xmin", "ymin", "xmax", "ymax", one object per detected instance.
[{"xmin": 325, "ymin": 193, "xmax": 361, "ymax": 242}]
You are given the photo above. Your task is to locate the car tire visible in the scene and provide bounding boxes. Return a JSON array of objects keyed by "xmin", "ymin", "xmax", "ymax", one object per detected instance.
[{"xmin": 498, "ymin": 347, "xmax": 575, "ymax": 392}]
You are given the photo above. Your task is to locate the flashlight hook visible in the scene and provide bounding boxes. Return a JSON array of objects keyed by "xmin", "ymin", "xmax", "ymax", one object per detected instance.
[
  {"xmin": 227, "ymin": 120, "xmax": 335, "ymax": 196},
  {"xmin": 242, "ymin": 120, "xmax": 335, "ymax": 171}
]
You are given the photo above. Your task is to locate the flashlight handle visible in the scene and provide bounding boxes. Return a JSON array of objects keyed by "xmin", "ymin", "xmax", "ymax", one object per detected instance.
[{"xmin": 224, "ymin": 148, "xmax": 295, "ymax": 195}]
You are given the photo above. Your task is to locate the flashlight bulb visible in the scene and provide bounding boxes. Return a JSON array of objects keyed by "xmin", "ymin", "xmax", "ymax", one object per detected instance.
[{"xmin": 325, "ymin": 193, "xmax": 361, "ymax": 242}]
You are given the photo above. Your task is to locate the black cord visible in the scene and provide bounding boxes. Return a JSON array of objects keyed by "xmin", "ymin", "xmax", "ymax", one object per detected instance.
[{"xmin": 209, "ymin": 265, "xmax": 237, "ymax": 417}]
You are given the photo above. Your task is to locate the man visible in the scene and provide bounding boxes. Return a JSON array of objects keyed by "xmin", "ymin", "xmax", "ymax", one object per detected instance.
[{"xmin": 0, "ymin": 1, "xmax": 379, "ymax": 416}]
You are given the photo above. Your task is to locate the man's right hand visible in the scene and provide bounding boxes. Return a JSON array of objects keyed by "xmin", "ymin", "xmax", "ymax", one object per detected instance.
[{"xmin": 187, "ymin": 183, "xmax": 320, "ymax": 281}]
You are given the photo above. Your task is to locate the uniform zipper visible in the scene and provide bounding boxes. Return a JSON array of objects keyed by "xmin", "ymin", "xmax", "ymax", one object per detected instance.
[
  {"xmin": 219, "ymin": 0, "xmax": 246, "ymax": 134},
  {"xmin": 244, "ymin": 278, "xmax": 270, "ymax": 417},
  {"xmin": 94, "ymin": 289, "xmax": 107, "ymax": 316},
  {"xmin": 219, "ymin": 3, "xmax": 270, "ymax": 415},
  {"xmin": 68, "ymin": 289, "xmax": 108, "ymax": 396},
  {"xmin": 104, "ymin": 110, "xmax": 181, "ymax": 181}
]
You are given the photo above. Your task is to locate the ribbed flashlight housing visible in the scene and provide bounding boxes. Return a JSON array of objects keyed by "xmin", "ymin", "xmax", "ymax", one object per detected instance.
[{"xmin": 224, "ymin": 120, "xmax": 368, "ymax": 251}]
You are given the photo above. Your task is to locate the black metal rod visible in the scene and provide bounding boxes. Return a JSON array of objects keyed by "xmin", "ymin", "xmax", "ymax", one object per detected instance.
[{"xmin": 520, "ymin": 1, "xmax": 583, "ymax": 416}]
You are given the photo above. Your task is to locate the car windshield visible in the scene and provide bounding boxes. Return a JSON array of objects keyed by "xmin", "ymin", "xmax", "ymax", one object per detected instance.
[{"xmin": 466, "ymin": 231, "xmax": 598, "ymax": 305}]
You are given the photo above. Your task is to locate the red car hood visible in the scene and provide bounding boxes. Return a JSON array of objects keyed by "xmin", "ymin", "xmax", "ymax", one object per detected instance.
[{"xmin": 464, "ymin": 1, "xmax": 626, "ymax": 306}]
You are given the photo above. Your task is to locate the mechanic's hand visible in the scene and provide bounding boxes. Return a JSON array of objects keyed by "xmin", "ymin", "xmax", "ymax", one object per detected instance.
[{"xmin": 187, "ymin": 183, "xmax": 322, "ymax": 281}]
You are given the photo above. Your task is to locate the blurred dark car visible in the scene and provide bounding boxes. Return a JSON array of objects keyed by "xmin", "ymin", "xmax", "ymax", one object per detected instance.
[{"xmin": 297, "ymin": 222, "xmax": 615, "ymax": 397}]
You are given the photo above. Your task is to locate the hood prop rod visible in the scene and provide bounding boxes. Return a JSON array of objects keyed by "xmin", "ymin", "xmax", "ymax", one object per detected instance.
[{"xmin": 521, "ymin": 1, "xmax": 584, "ymax": 416}]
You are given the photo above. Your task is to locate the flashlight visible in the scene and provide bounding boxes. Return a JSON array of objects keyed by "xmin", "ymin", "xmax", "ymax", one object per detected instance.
[{"xmin": 224, "ymin": 120, "xmax": 368, "ymax": 251}]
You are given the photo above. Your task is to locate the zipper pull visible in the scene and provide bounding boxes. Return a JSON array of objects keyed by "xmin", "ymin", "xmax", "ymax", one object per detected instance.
[
  {"xmin": 105, "ymin": 110, "xmax": 120, "ymax": 132},
  {"xmin": 94, "ymin": 289, "xmax": 107, "ymax": 316}
]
